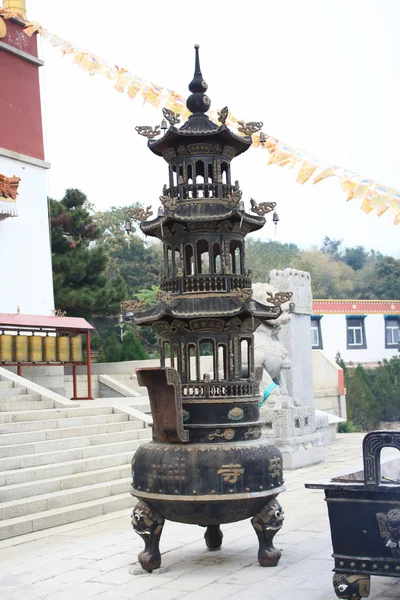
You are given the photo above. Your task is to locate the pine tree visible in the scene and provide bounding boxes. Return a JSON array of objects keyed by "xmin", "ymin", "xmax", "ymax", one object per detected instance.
[
  {"xmin": 345, "ymin": 365, "xmax": 381, "ymax": 431},
  {"xmin": 50, "ymin": 189, "xmax": 126, "ymax": 318}
]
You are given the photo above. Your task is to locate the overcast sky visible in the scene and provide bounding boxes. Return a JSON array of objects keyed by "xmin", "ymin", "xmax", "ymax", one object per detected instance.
[{"xmin": 29, "ymin": 0, "xmax": 400, "ymax": 256}]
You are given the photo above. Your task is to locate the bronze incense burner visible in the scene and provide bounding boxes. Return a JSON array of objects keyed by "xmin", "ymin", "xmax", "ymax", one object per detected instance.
[{"xmin": 129, "ymin": 45, "xmax": 286, "ymax": 572}]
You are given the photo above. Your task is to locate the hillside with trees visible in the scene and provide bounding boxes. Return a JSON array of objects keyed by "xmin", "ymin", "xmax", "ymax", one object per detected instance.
[{"xmin": 49, "ymin": 194, "xmax": 400, "ymax": 362}]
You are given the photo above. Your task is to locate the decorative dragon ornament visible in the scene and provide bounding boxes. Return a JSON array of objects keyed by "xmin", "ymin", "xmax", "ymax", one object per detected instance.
[
  {"xmin": 162, "ymin": 107, "xmax": 181, "ymax": 126},
  {"xmin": 135, "ymin": 125, "xmax": 161, "ymax": 139}
]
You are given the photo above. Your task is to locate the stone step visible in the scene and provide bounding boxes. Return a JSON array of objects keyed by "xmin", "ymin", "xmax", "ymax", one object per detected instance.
[
  {"xmin": 0, "ymin": 393, "xmax": 41, "ymax": 403},
  {"xmin": 0, "ymin": 387, "xmax": 26, "ymax": 397},
  {"xmin": 0, "ymin": 381, "xmax": 15, "ymax": 390},
  {"xmin": 0, "ymin": 412, "xmax": 128, "ymax": 434},
  {"xmin": 0, "ymin": 406, "xmax": 114, "ymax": 423},
  {"xmin": 0, "ymin": 399, "xmax": 55, "ymax": 412},
  {"xmin": 0, "ymin": 419, "xmax": 144, "ymax": 446},
  {"xmin": 0, "ymin": 451, "xmax": 132, "ymax": 486},
  {"xmin": 0, "ymin": 492, "xmax": 133, "ymax": 540},
  {"xmin": 0, "ymin": 437, "xmax": 148, "ymax": 471},
  {"xmin": 0, "ymin": 478, "xmax": 131, "ymax": 520},
  {"xmin": 1, "ymin": 464, "xmax": 132, "ymax": 501},
  {"xmin": 0, "ymin": 428, "xmax": 151, "ymax": 458}
]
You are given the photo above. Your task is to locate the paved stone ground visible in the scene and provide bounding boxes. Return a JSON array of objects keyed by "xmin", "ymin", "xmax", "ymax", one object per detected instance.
[{"xmin": 1, "ymin": 433, "xmax": 399, "ymax": 600}]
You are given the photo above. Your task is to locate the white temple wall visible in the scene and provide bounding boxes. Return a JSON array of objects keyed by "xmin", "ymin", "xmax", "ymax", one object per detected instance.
[
  {"xmin": 0, "ymin": 152, "xmax": 54, "ymax": 315},
  {"xmin": 319, "ymin": 313, "xmax": 398, "ymax": 364}
]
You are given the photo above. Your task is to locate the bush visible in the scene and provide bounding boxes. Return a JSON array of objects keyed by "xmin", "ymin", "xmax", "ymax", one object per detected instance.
[
  {"xmin": 338, "ymin": 421, "xmax": 360, "ymax": 433},
  {"xmin": 94, "ymin": 326, "xmax": 148, "ymax": 363}
]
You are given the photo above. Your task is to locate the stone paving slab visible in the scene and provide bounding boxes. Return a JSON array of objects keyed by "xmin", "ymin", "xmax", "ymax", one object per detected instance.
[{"xmin": 0, "ymin": 433, "xmax": 399, "ymax": 599}]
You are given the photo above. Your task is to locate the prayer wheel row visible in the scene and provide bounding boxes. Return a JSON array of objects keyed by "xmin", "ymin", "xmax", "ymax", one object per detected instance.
[{"xmin": 0, "ymin": 334, "xmax": 83, "ymax": 363}]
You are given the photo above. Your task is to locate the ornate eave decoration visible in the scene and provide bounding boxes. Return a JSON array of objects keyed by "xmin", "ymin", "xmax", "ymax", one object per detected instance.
[
  {"xmin": 129, "ymin": 206, "xmax": 153, "ymax": 222},
  {"xmin": 0, "ymin": 174, "xmax": 20, "ymax": 220}
]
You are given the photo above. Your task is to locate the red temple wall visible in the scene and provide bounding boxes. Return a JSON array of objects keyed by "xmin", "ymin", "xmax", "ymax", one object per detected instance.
[{"xmin": 0, "ymin": 18, "xmax": 44, "ymax": 160}]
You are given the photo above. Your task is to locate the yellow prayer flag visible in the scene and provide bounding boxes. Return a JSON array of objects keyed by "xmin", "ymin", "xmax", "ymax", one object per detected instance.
[
  {"xmin": 49, "ymin": 35, "xmax": 64, "ymax": 47},
  {"xmin": 60, "ymin": 42, "xmax": 75, "ymax": 56},
  {"xmin": 113, "ymin": 68, "xmax": 133, "ymax": 93},
  {"xmin": 341, "ymin": 177, "xmax": 359, "ymax": 201},
  {"xmin": 127, "ymin": 77, "xmax": 144, "ymax": 100},
  {"xmin": 353, "ymin": 179, "xmax": 373, "ymax": 200},
  {"xmin": 141, "ymin": 82, "xmax": 163, "ymax": 108},
  {"xmin": 313, "ymin": 165, "xmax": 339, "ymax": 185},
  {"xmin": 296, "ymin": 160, "xmax": 319, "ymax": 184},
  {"xmin": 390, "ymin": 194, "xmax": 400, "ymax": 224},
  {"xmin": 72, "ymin": 51, "xmax": 88, "ymax": 65}
]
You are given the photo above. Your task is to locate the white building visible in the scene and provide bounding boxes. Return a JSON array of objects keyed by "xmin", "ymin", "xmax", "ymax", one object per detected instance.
[
  {"xmin": 311, "ymin": 300, "xmax": 400, "ymax": 365},
  {"xmin": 0, "ymin": 2, "xmax": 54, "ymax": 315}
]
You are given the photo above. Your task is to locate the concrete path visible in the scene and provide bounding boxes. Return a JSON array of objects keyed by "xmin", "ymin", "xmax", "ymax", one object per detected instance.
[{"xmin": 0, "ymin": 433, "xmax": 399, "ymax": 600}]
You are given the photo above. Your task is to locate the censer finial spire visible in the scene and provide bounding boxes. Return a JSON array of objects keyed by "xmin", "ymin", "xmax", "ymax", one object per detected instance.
[{"xmin": 186, "ymin": 44, "xmax": 211, "ymax": 115}]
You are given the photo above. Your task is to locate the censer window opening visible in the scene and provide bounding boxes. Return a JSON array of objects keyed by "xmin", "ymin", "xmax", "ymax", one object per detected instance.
[
  {"xmin": 171, "ymin": 164, "xmax": 177, "ymax": 187},
  {"xmin": 185, "ymin": 244, "xmax": 194, "ymax": 276},
  {"xmin": 213, "ymin": 243, "xmax": 222, "ymax": 274},
  {"xmin": 173, "ymin": 247, "xmax": 180, "ymax": 277},
  {"xmin": 217, "ymin": 343, "xmax": 228, "ymax": 381},
  {"xmin": 167, "ymin": 246, "xmax": 173, "ymax": 278},
  {"xmin": 230, "ymin": 240, "xmax": 243, "ymax": 275},
  {"xmin": 221, "ymin": 162, "xmax": 230, "ymax": 185},
  {"xmin": 240, "ymin": 338, "xmax": 252, "ymax": 378},
  {"xmin": 199, "ymin": 339, "xmax": 215, "ymax": 380},
  {"xmin": 171, "ymin": 344, "xmax": 179, "ymax": 370},
  {"xmin": 188, "ymin": 344, "xmax": 197, "ymax": 381},
  {"xmin": 197, "ymin": 239, "xmax": 210, "ymax": 275},
  {"xmin": 207, "ymin": 163, "xmax": 213, "ymax": 183},
  {"xmin": 178, "ymin": 165, "xmax": 184, "ymax": 184},
  {"xmin": 187, "ymin": 163, "xmax": 193, "ymax": 182},
  {"xmin": 163, "ymin": 341, "xmax": 171, "ymax": 366},
  {"xmin": 195, "ymin": 160, "xmax": 205, "ymax": 197},
  {"xmin": 187, "ymin": 163, "xmax": 193, "ymax": 197}
]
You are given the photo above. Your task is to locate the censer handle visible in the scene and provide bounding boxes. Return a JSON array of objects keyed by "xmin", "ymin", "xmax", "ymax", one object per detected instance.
[
  {"xmin": 136, "ymin": 367, "xmax": 189, "ymax": 443},
  {"xmin": 363, "ymin": 430, "xmax": 400, "ymax": 486}
]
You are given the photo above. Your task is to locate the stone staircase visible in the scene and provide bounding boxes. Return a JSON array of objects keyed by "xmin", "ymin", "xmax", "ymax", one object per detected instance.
[{"xmin": 0, "ymin": 375, "xmax": 151, "ymax": 540}]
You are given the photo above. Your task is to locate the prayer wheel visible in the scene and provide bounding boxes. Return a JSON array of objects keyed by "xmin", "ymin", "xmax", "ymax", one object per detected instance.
[
  {"xmin": 70, "ymin": 335, "xmax": 83, "ymax": 362},
  {"xmin": 29, "ymin": 335, "xmax": 43, "ymax": 362},
  {"xmin": 57, "ymin": 336, "xmax": 70, "ymax": 362},
  {"xmin": 15, "ymin": 335, "xmax": 28, "ymax": 362},
  {"xmin": 43, "ymin": 336, "xmax": 57, "ymax": 362},
  {"xmin": 0, "ymin": 334, "xmax": 13, "ymax": 362}
]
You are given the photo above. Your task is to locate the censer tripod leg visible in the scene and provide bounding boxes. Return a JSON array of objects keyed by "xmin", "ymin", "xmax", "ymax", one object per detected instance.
[
  {"xmin": 131, "ymin": 501, "xmax": 165, "ymax": 572},
  {"xmin": 204, "ymin": 525, "xmax": 223, "ymax": 551},
  {"xmin": 251, "ymin": 496, "xmax": 284, "ymax": 567}
]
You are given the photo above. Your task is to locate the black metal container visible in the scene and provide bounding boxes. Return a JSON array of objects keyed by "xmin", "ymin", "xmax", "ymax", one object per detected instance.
[
  {"xmin": 127, "ymin": 46, "xmax": 288, "ymax": 572},
  {"xmin": 306, "ymin": 430, "xmax": 400, "ymax": 599}
]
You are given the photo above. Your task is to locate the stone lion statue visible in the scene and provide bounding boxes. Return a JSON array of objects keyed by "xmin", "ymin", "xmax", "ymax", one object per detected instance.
[{"xmin": 251, "ymin": 282, "xmax": 299, "ymax": 410}]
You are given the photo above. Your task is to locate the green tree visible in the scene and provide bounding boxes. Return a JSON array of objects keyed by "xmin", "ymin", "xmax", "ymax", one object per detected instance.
[
  {"xmin": 296, "ymin": 250, "xmax": 356, "ymax": 298},
  {"xmin": 50, "ymin": 189, "xmax": 126, "ymax": 318},
  {"xmin": 345, "ymin": 365, "xmax": 381, "ymax": 431},
  {"xmin": 320, "ymin": 236, "xmax": 342, "ymax": 260},
  {"xmin": 374, "ymin": 256, "xmax": 400, "ymax": 299},
  {"xmin": 342, "ymin": 246, "xmax": 368, "ymax": 271},
  {"xmin": 93, "ymin": 205, "xmax": 163, "ymax": 298},
  {"xmin": 95, "ymin": 325, "xmax": 148, "ymax": 363},
  {"xmin": 245, "ymin": 239, "xmax": 301, "ymax": 282}
]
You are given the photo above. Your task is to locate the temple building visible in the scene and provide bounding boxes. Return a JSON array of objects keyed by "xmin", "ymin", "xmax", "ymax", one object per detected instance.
[{"xmin": 0, "ymin": 0, "xmax": 54, "ymax": 315}]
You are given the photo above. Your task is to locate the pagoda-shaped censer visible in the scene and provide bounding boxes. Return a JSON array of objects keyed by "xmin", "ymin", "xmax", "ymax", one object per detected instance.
[{"xmin": 128, "ymin": 46, "xmax": 289, "ymax": 572}]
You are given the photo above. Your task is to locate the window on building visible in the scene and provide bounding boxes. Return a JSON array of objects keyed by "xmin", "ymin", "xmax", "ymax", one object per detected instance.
[
  {"xmin": 385, "ymin": 317, "xmax": 400, "ymax": 348},
  {"xmin": 311, "ymin": 316, "xmax": 323, "ymax": 349},
  {"xmin": 346, "ymin": 316, "xmax": 367, "ymax": 349}
]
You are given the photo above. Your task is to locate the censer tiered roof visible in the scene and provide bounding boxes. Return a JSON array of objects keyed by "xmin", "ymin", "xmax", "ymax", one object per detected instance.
[{"xmin": 130, "ymin": 44, "xmax": 287, "ymax": 327}]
